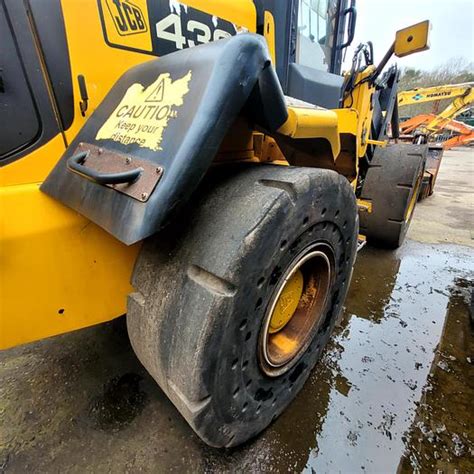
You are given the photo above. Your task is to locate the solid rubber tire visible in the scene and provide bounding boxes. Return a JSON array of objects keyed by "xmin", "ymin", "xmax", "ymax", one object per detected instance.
[
  {"xmin": 360, "ymin": 144, "xmax": 427, "ymax": 249},
  {"xmin": 127, "ymin": 164, "xmax": 358, "ymax": 447}
]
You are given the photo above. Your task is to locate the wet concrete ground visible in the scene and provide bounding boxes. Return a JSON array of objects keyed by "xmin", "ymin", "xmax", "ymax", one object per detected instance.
[{"xmin": 1, "ymin": 149, "xmax": 473, "ymax": 472}]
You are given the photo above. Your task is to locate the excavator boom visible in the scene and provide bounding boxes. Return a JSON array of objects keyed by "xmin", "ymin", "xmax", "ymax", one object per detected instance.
[
  {"xmin": 424, "ymin": 88, "xmax": 474, "ymax": 132},
  {"xmin": 399, "ymin": 82, "xmax": 474, "ymax": 140},
  {"xmin": 398, "ymin": 82, "xmax": 474, "ymax": 106}
]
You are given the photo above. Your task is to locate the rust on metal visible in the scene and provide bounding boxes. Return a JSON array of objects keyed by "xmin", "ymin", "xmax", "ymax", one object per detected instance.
[{"xmin": 73, "ymin": 143, "xmax": 163, "ymax": 202}]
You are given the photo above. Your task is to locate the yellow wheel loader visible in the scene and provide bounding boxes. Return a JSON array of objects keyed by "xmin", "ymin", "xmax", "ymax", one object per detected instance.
[{"xmin": 0, "ymin": 0, "xmax": 430, "ymax": 447}]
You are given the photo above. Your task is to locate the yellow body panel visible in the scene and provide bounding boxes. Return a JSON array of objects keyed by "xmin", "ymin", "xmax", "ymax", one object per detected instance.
[
  {"xmin": 263, "ymin": 11, "xmax": 276, "ymax": 65},
  {"xmin": 1, "ymin": 135, "xmax": 66, "ymax": 187},
  {"xmin": 1, "ymin": 0, "xmax": 256, "ymax": 349},
  {"xmin": 183, "ymin": 0, "xmax": 256, "ymax": 30},
  {"xmin": 277, "ymin": 106, "xmax": 341, "ymax": 158},
  {"xmin": 334, "ymin": 108, "xmax": 358, "ymax": 135},
  {"xmin": 0, "ymin": 183, "xmax": 139, "ymax": 349}
]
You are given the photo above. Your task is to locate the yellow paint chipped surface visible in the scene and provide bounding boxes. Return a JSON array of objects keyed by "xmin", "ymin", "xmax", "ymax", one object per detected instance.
[
  {"xmin": 269, "ymin": 269, "xmax": 304, "ymax": 334},
  {"xmin": 96, "ymin": 71, "xmax": 192, "ymax": 150}
]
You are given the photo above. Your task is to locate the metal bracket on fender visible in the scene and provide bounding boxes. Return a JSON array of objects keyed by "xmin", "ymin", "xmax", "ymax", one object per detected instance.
[
  {"xmin": 41, "ymin": 34, "xmax": 288, "ymax": 244},
  {"xmin": 67, "ymin": 143, "xmax": 163, "ymax": 202}
]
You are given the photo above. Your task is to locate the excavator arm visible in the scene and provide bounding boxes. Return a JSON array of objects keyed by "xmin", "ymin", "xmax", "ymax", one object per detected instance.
[
  {"xmin": 399, "ymin": 82, "xmax": 474, "ymax": 139},
  {"xmin": 398, "ymin": 82, "xmax": 474, "ymax": 106},
  {"xmin": 424, "ymin": 88, "xmax": 474, "ymax": 132}
]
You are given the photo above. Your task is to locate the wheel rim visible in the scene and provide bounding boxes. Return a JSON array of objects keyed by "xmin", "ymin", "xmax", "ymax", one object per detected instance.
[{"xmin": 258, "ymin": 243, "xmax": 335, "ymax": 377}]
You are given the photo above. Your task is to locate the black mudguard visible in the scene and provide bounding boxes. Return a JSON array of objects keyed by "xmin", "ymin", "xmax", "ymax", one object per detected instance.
[{"xmin": 41, "ymin": 34, "xmax": 288, "ymax": 244}]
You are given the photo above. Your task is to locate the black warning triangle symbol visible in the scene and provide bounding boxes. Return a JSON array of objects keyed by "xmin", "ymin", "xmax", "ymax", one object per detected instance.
[{"xmin": 145, "ymin": 78, "xmax": 165, "ymax": 103}]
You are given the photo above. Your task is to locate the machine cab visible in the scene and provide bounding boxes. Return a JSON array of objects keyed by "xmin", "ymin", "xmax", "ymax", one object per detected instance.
[{"xmin": 255, "ymin": 0, "xmax": 355, "ymax": 108}]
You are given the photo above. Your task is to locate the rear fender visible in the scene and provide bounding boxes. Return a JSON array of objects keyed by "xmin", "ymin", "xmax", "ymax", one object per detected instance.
[{"xmin": 41, "ymin": 34, "xmax": 287, "ymax": 244}]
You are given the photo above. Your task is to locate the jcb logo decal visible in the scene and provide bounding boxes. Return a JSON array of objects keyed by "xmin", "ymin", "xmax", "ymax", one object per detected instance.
[
  {"xmin": 98, "ymin": 0, "xmax": 240, "ymax": 56},
  {"xmin": 98, "ymin": 0, "xmax": 152, "ymax": 51},
  {"xmin": 105, "ymin": 0, "xmax": 147, "ymax": 36}
]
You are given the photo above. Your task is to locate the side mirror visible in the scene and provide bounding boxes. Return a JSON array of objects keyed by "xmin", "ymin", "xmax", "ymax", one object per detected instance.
[{"xmin": 394, "ymin": 20, "xmax": 430, "ymax": 58}]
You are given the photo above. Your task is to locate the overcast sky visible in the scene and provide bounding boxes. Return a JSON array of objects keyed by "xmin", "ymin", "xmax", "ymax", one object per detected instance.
[{"xmin": 343, "ymin": 0, "xmax": 474, "ymax": 71}]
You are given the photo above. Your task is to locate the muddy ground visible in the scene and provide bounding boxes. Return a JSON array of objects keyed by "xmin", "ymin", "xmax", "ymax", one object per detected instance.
[{"xmin": 1, "ymin": 148, "xmax": 473, "ymax": 472}]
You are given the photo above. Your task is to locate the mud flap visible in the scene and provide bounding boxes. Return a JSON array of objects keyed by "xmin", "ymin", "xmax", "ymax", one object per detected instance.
[
  {"xmin": 418, "ymin": 145, "xmax": 444, "ymax": 200},
  {"xmin": 41, "ymin": 34, "xmax": 288, "ymax": 244}
]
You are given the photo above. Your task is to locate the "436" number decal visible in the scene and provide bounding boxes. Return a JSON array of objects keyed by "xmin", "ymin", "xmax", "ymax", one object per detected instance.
[{"xmin": 156, "ymin": 13, "xmax": 234, "ymax": 50}]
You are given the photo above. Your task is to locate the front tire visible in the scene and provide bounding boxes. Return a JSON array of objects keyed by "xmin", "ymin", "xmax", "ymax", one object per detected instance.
[
  {"xmin": 127, "ymin": 164, "xmax": 358, "ymax": 447},
  {"xmin": 360, "ymin": 144, "xmax": 427, "ymax": 249}
]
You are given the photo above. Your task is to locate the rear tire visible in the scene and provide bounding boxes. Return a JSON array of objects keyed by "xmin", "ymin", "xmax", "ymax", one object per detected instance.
[
  {"xmin": 127, "ymin": 164, "xmax": 358, "ymax": 447},
  {"xmin": 360, "ymin": 144, "xmax": 427, "ymax": 249}
]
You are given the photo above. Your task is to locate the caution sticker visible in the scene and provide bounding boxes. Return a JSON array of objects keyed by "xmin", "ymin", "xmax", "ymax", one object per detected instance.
[{"xmin": 96, "ymin": 70, "xmax": 192, "ymax": 151}]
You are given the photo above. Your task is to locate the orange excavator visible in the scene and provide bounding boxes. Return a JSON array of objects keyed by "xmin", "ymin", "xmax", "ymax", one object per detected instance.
[{"xmin": 400, "ymin": 114, "xmax": 474, "ymax": 149}]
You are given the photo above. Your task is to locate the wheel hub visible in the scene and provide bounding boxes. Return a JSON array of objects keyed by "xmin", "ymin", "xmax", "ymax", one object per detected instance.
[
  {"xmin": 268, "ymin": 269, "xmax": 304, "ymax": 334},
  {"xmin": 258, "ymin": 244, "xmax": 334, "ymax": 377}
]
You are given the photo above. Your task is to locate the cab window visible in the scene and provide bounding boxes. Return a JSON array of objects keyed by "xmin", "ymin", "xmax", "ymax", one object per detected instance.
[
  {"xmin": 296, "ymin": 0, "xmax": 338, "ymax": 72},
  {"xmin": 0, "ymin": 3, "xmax": 40, "ymax": 159}
]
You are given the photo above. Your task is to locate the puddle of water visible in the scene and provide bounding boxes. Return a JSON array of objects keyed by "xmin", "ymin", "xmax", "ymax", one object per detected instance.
[{"xmin": 398, "ymin": 277, "xmax": 474, "ymax": 472}]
